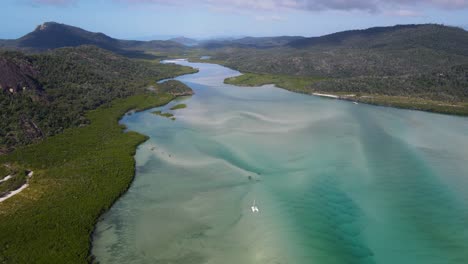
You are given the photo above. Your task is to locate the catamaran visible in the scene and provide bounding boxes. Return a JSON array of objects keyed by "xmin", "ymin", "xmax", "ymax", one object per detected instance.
[{"xmin": 251, "ymin": 199, "xmax": 259, "ymax": 213}]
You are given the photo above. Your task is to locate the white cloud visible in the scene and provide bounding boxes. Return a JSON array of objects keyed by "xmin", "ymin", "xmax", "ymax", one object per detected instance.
[
  {"xmin": 34, "ymin": 0, "xmax": 468, "ymax": 12},
  {"xmin": 30, "ymin": 0, "xmax": 77, "ymax": 6},
  {"xmin": 117, "ymin": 0, "xmax": 468, "ymax": 12},
  {"xmin": 255, "ymin": 15, "xmax": 287, "ymax": 21},
  {"xmin": 385, "ymin": 9, "xmax": 423, "ymax": 17}
]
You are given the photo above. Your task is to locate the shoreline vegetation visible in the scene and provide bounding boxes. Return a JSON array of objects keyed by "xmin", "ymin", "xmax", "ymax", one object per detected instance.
[
  {"xmin": 170, "ymin": 103, "xmax": 187, "ymax": 110},
  {"xmin": 152, "ymin": 110, "xmax": 175, "ymax": 120},
  {"xmin": 224, "ymin": 72, "xmax": 468, "ymax": 116},
  {"xmin": 0, "ymin": 92, "xmax": 182, "ymax": 263},
  {"xmin": 154, "ymin": 80, "xmax": 194, "ymax": 96},
  {"xmin": 189, "ymin": 57, "xmax": 468, "ymax": 115},
  {"xmin": 186, "ymin": 24, "xmax": 468, "ymax": 117},
  {"xmin": 0, "ymin": 42, "xmax": 196, "ymax": 263}
]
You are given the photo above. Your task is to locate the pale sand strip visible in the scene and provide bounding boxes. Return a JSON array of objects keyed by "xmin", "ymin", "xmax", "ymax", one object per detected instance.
[
  {"xmin": 312, "ymin": 93, "xmax": 340, "ymax": 99},
  {"xmin": 0, "ymin": 171, "xmax": 33, "ymax": 203},
  {"xmin": 0, "ymin": 175, "xmax": 12, "ymax": 183}
]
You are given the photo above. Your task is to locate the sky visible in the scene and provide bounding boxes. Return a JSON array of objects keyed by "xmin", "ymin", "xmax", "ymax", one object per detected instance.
[{"xmin": 1, "ymin": 0, "xmax": 468, "ymax": 40}]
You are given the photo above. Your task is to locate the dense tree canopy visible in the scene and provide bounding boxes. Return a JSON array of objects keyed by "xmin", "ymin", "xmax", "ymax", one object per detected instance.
[{"xmin": 0, "ymin": 45, "xmax": 195, "ymax": 153}]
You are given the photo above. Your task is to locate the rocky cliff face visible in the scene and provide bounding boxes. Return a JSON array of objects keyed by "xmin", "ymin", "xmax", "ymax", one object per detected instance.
[{"xmin": 0, "ymin": 54, "xmax": 41, "ymax": 93}]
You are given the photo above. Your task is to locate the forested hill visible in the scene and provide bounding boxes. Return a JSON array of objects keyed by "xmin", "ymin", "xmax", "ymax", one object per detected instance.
[
  {"xmin": 201, "ymin": 36, "xmax": 305, "ymax": 49},
  {"xmin": 169, "ymin": 37, "xmax": 200, "ymax": 46},
  {"xmin": 287, "ymin": 24, "xmax": 468, "ymax": 55},
  {"xmin": 0, "ymin": 22, "xmax": 184, "ymax": 54},
  {"xmin": 0, "ymin": 45, "xmax": 195, "ymax": 154},
  {"xmin": 208, "ymin": 24, "xmax": 468, "ymax": 103}
]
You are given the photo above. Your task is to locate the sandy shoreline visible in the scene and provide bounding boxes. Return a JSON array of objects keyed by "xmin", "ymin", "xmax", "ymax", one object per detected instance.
[{"xmin": 312, "ymin": 93, "xmax": 340, "ymax": 99}]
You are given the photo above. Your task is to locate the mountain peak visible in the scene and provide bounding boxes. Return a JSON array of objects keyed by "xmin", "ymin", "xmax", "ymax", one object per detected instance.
[
  {"xmin": 35, "ymin": 22, "xmax": 61, "ymax": 31},
  {"xmin": 18, "ymin": 22, "xmax": 119, "ymax": 50},
  {"xmin": 8, "ymin": 22, "xmax": 184, "ymax": 55}
]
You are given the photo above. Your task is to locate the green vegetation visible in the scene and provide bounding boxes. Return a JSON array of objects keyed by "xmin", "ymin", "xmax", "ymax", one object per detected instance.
[
  {"xmin": 187, "ymin": 56, "xmax": 227, "ymax": 66},
  {"xmin": 212, "ymin": 25, "xmax": 468, "ymax": 79},
  {"xmin": 200, "ymin": 36, "xmax": 304, "ymax": 49},
  {"xmin": 309, "ymin": 65, "xmax": 468, "ymax": 102},
  {"xmin": 170, "ymin": 103, "xmax": 187, "ymax": 110},
  {"xmin": 0, "ymin": 93, "xmax": 175, "ymax": 264},
  {"xmin": 0, "ymin": 164, "xmax": 10, "ymax": 177},
  {"xmin": 206, "ymin": 24, "xmax": 468, "ymax": 115},
  {"xmin": 155, "ymin": 80, "xmax": 194, "ymax": 96},
  {"xmin": 351, "ymin": 94, "xmax": 468, "ymax": 116},
  {"xmin": 224, "ymin": 73, "xmax": 323, "ymax": 93},
  {"xmin": 0, "ymin": 44, "xmax": 194, "ymax": 262},
  {"xmin": 151, "ymin": 110, "xmax": 174, "ymax": 118},
  {"xmin": 0, "ymin": 173, "xmax": 28, "ymax": 198},
  {"xmin": 0, "ymin": 46, "xmax": 196, "ymax": 153},
  {"xmin": 224, "ymin": 72, "xmax": 468, "ymax": 116},
  {"xmin": 0, "ymin": 164, "xmax": 29, "ymax": 198}
]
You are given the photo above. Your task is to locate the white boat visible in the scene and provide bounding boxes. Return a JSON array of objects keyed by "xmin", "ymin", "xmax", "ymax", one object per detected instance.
[
  {"xmin": 251, "ymin": 199, "xmax": 259, "ymax": 213},
  {"xmin": 353, "ymin": 102, "xmax": 359, "ymax": 105}
]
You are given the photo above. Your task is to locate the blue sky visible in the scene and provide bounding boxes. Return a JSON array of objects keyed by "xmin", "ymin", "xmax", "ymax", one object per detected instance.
[{"xmin": 1, "ymin": 0, "xmax": 468, "ymax": 40}]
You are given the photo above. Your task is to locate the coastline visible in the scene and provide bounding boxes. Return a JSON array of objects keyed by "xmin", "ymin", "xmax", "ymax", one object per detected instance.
[
  {"xmin": 0, "ymin": 93, "xmax": 182, "ymax": 263},
  {"xmin": 187, "ymin": 57, "xmax": 468, "ymax": 117},
  {"xmin": 312, "ymin": 93, "xmax": 340, "ymax": 99},
  {"xmin": 87, "ymin": 91, "xmax": 193, "ymax": 262},
  {"xmin": 221, "ymin": 70, "xmax": 468, "ymax": 117},
  {"xmin": 89, "ymin": 59, "xmax": 468, "ymax": 264}
]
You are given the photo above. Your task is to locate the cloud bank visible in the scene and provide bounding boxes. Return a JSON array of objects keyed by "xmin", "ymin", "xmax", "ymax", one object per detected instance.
[
  {"xmin": 120, "ymin": 0, "xmax": 468, "ymax": 11},
  {"xmin": 32, "ymin": 0, "xmax": 468, "ymax": 12},
  {"xmin": 31, "ymin": 0, "xmax": 76, "ymax": 6}
]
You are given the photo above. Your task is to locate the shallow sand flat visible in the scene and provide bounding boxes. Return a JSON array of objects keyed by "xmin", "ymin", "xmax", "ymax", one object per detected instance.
[{"xmin": 92, "ymin": 60, "xmax": 468, "ymax": 264}]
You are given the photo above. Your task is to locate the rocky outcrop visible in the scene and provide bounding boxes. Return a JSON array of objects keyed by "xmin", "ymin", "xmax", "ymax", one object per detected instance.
[{"xmin": 0, "ymin": 53, "xmax": 42, "ymax": 94}]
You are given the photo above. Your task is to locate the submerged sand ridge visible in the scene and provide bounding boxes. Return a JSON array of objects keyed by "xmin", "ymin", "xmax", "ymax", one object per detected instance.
[{"xmin": 92, "ymin": 60, "xmax": 468, "ymax": 264}]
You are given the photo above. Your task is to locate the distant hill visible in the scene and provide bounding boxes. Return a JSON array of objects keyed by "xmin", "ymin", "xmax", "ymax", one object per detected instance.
[
  {"xmin": 169, "ymin": 37, "xmax": 199, "ymax": 46},
  {"xmin": 0, "ymin": 39, "xmax": 16, "ymax": 48},
  {"xmin": 211, "ymin": 24, "xmax": 468, "ymax": 76},
  {"xmin": 208, "ymin": 24, "xmax": 468, "ymax": 102},
  {"xmin": 287, "ymin": 24, "xmax": 468, "ymax": 56},
  {"xmin": 201, "ymin": 36, "xmax": 305, "ymax": 49},
  {"xmin": 287, "ymin": 24, "xmax": 423, "ymax": 48},
  {"xmin": 0, "ymin": 22, "xmax": 184, "ymax": 55},
  {"xmin": 16, "ymin": 22, "xmax": 120, "ymax": 50}
]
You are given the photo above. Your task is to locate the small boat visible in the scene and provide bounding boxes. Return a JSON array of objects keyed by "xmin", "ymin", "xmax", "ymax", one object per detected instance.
[
  {"xmin": 353, "ymin": 102, "xmax": 359, "ymax": 105},
  {"xmin": 251, "ymin": 199, "xmax": 259, "ymax": 213}
]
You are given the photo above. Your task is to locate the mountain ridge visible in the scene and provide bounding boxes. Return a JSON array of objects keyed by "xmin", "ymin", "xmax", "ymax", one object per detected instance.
[
  {"xmin": 200, "ymin": 35, "xmax": 305, "ymax": 49},
  {"xmin": 203, "ymin": 23, "xmax": 468, "ymax": 104},
  {"xmin": 169, "ymin": 37, "xmax": 199, "ymax": 46},
  {"xmin": 0, "ymin": 22, "xmax": 184, "ymax": 54}
]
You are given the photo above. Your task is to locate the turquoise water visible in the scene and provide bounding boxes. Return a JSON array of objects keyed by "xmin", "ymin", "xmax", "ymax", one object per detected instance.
[{"xmin": 92, "ymin": 60, "xmax": 468, "ymax": 263}]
